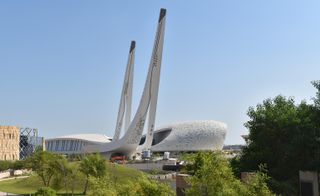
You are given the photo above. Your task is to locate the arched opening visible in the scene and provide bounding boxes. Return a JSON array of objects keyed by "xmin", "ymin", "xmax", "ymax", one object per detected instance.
[
  {"xmin": 152, "ymin": 128, "xmax": 172, "ymax": 146},
  {"xmin": 139, "ymin": 135, "xmax": 146, "ymax": 145}
]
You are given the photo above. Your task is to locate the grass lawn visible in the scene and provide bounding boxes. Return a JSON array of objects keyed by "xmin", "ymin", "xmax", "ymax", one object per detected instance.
[
  {"xmin": 0, "ymin": 162, "xmax": 145, "ymax": 194},
  {"xmin": 0, "ymin": 176, "xmax": 42, "ymax": 194}
]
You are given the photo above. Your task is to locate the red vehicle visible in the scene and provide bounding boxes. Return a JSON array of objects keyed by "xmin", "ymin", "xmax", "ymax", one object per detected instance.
[{"xmin": 111, "ymin": 156, "xmax": 126, "ymax": 164}]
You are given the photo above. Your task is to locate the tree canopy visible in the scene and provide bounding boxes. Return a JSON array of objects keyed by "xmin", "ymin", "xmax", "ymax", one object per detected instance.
[
  {"xmin": 238, "ymin": 81, "xmax": 320, "ymax": 195},
  {"xmin": 79, "ymin": 153, "xmax": 107, "ymax": 195},
  {"xmin": 184, "ymin": 151, "xmax": 274, "ymax": 196},
  {"xmin": 28, "ymin": 150, "xmax": 63, "ymax": 187}
]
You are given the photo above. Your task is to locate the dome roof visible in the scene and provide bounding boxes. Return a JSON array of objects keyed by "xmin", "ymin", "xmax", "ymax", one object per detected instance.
[{"xmin": 49, "ymin": 133, "xmax": 111, "ymax": 143}]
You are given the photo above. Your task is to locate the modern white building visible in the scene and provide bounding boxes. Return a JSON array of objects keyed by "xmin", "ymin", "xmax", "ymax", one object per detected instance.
[
  {"xmin": 46, "ymin": 120, "xmax": 227, "ymax": 155},
  {"xmin": 45, "ymin": 8, "xmax": 228, "ymax": 158},
  {"xmin": 46, "ymin": 134, "xmax": 112, "ymax": 154},
  {"xmin": 149, "ymin": 120, "xmax": 227, "ymax": 152}
]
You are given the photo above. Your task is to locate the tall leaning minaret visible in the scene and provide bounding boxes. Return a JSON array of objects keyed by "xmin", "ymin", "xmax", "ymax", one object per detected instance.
[
  {"xmin": 142, "ymin": 8, "xmax": 166, "ymax": 150},
  {"xmin": 113, "ymin": 41, "xmax": 135, "ymax": 141}
]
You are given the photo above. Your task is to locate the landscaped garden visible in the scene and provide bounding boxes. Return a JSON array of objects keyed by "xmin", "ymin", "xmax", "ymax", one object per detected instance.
[{"xmin": 0, "ymin": 151, "xmax": 174, "ymax": 195}]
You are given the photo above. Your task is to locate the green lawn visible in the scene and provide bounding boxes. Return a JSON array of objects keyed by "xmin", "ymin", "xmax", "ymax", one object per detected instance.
[
  {"xmin": 0, "ymin": 163, "xmax": 145, "ymax": 194},
  {"xmin": 0, "ymin": 176, "xmax": 42, "ymax": 194}
]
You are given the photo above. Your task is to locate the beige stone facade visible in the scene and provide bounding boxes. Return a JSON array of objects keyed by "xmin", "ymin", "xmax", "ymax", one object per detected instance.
[{"xmin": 0, "ymin": 126, "xmax": 20, "ymax": 160}]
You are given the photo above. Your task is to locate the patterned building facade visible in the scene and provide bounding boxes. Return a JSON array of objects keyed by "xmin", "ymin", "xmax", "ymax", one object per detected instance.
[{"xmin": 0, "ymin": 126, "xmax": 20, "ymax": 160}]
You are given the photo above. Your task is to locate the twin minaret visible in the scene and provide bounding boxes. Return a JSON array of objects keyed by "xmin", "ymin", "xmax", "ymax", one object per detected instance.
[
  {"xmin": 113, "ymin": 41, "xmax": 135, "ymax": 141},
  {"xmin": 112, "ymin": 9, "xmax": 166, "ymax": 151}
]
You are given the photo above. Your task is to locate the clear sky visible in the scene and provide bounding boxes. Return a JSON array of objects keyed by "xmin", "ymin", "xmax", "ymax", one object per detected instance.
[{"xmin": 1, "ymin": 1, "xmax": 320, "ymax": 144}]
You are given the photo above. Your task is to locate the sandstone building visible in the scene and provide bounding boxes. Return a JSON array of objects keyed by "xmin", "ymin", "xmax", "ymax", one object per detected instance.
[{"xmin": 0, "ymin": 126, "xmax": 20, "ymax": 160}]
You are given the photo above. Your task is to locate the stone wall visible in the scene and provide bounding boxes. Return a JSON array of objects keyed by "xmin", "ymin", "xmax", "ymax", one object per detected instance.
[{"xmin": 0, "ymin": 126, "xmax": 20, "ymax": 160}]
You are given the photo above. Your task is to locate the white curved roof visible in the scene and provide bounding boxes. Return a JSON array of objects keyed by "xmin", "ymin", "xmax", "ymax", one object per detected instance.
[
  {"xmin": 151, "ymin": 120, "xmax": 227, "ymax": 152},
  {"xmin": 48, "ymin": 133, "xmax": 111, "ymax": 143},
  {"xmin": 155, "ymin": 120, "xmax": 227, "ymax": 131}
]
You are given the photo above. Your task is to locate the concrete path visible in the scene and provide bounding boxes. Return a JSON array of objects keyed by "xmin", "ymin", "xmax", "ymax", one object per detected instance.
[
  {"xmin": 0, "ymin": 191, "xmax": 17, "ymax": 195},
  {"xmin": 0, "ymin": 176, "xmax": 29, "ymax": 182}
]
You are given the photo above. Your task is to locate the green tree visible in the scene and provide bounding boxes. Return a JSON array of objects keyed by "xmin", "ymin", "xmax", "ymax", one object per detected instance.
[
  {"xmin": 28, "ymin": 151, "xmax": 63, "ymax": 187},
  {"xmin": 68, "ymin": 163, "xmax": 80, "ymax": 196},
  {"xmin": 50, "ymin": 160, "xmax": 81, "ymax": 195},
  {"xmin": 79, "ymin": 153, "xmax": 106, "ymax": 195},
  {"xmin": 239, "ymin": 84, "xmax": 320, "ymax": 195},
  {"xmin": 52, "ymin": 156, "xmax": 70, "ymax": 193},
  {"xmin": 184, "ymin": 151, "xmax": 274, "ymax": 196},
  {"xmin": 244, "ymin": 165, "xmax": 274, "ymax": 196},
  {"xmin": 185, "ymin": 151, "xmax": 247, "ymax": 196},
  {"xmin": 312, "ymin": 80, "xmax": 320, "ymax": 108}
]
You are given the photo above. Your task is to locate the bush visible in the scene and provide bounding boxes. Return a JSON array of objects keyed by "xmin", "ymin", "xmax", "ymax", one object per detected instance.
[
  {"xmin": 35, "ymin": 187, "xmax": 57, "ymax": 196},
  {"xmin": 138, "ymin": 178, "xmax": 175, "ymax": 196},
  {"xmin": 12, "ymin": 160, "xmax": 26, "ymax": 170},
  {"xmin": 88, "ymin": 173, "xmax": 175, "ymax": 196},
  {"xmin": 184, "ymin": 151, "xmax": 274, "ymax": 196},
  {"xmin": 0, "ymin": 161, "xmax": 11, "ymax": 171}
]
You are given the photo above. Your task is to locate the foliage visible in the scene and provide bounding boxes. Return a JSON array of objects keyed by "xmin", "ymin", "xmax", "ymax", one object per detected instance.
[
  {"xmin": 88, "ymin": 173, "xmax": 174, "ymax": 196},
  {"xmin": 88, "ymin": 175, "xmax": 117, "ymax": 196},
  {"xmin": 51, "ymin": 157, "xmax": 69, "ymax": 192},
  {"xmin": 312, "ymin": 80, "xmax": 320, "ymax": 108},
  {"xmin": 68, "ymin": 163, "xmax": 81, "ymax": 195},
  {"xmin": 244, "ymin": 165, "xmax": 274, "ymax": 196},
  {"xmin": 0, "ymin": 160, "xmax": 29, "ymax": 172},
  {"xmin": 137, "ymin": 178, "xmax": 175, "ymax": 196},
  {"xmin": 185, "ymin": 151, "xmax": 246, "ymax": 196},
  {"xmin": 79, "ymin": 153, "xmax": 107, "ymax": 195},
  {"xmin": 0, "ymin": 160, "xmax": 11, "ymax": 171},
  {"xmin": 229, "ymin": 156, "xmax": 241, "ymax": 178},
  {"xmin": 184, "ymin": 151, "xmax": 274, "ymax": 196},
  {"xmin": 12, "ymin": 160, "xmax": 27, "ymax": 170},
  {"xmin": 28, "ymin": 151, "xmax": 63, "ymax": 187},
  {"xmin": 35, "ymin": 187, "xmax": 57, "ymax": 196},
  {"xmin": 67, "ymin": 154, "xmax": 83, "ymax": 162},
  {"xmin": 238, "ymin": 82, "xmax": 320, "ymax": 195},
  {"xmin": 0, "ymin": 160, "xmax": 144, "ymax": 194}
]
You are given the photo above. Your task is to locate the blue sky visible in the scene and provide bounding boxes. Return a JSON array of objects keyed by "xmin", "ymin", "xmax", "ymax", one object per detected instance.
[{"xmin": 1, "ymin": 1, "xmax": 320, "ymax": 144}]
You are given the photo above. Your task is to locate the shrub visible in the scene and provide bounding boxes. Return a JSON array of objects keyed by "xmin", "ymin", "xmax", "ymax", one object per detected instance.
[
  {"xmin": 12, "ymin": 160, "xmax": 26, "ymax": 170},
  {"xmin": 0, "ymin": 161, "xmax": 11, "ymax": 171},
  {"xmin": 35, "ymin": 187, "xmax": 57, "ymax": 196}
]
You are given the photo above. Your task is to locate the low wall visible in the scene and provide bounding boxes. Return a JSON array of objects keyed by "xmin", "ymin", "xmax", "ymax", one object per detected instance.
[
  {"xmin": 149, "ymin": 173, "xmax": 176, "ymax": 180},
  {"xmin": 0, "ymin": 171, "xmax": 11, "ymax": 179},
  {"xmin": 126, "ymin": 163, "xmax": 164, "ymax": 171}
]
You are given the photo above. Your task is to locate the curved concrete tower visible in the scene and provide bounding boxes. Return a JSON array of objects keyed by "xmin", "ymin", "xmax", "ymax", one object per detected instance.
[
  {"xmin": 84, "ymin": 8, "xmax": 166, "ymax": 158},
  {"xmin": 142, "ymin": 9, "xmax": 166, "ymax": 150},
  {"xmin": 113, "ymin": 41, "xmax": 135, "ymax": 141}
]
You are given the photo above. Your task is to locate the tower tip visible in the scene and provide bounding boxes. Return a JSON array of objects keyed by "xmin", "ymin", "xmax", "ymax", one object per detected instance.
[
  {"xmin": 130, "ymin": 41, "xmax": 136, "ymax": 52},
  {"xmin": 158, "ymin": 8, "xmax": 166, "ymax": 22}
]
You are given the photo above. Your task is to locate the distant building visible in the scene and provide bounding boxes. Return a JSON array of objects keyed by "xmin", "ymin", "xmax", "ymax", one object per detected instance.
[
  {"xmin": 45, "ymin": 134, "xmax": 112, "ymax": 155},
  {"xmin": 0, "ymin": 126, "xmax": 20, "ymax": 160},
  {"xmin": 20, "ymin": 127, "xmax": 44, "ymax": 159},
  {"xmin": 223, "ymin": 145, "xmax": 245, "ymax": 152}
]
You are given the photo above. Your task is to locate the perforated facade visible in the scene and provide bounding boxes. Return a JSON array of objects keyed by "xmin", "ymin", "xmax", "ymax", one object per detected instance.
[{"xmin": 0, "ymin": 126, "xmax": 20, "ymax": 160}]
